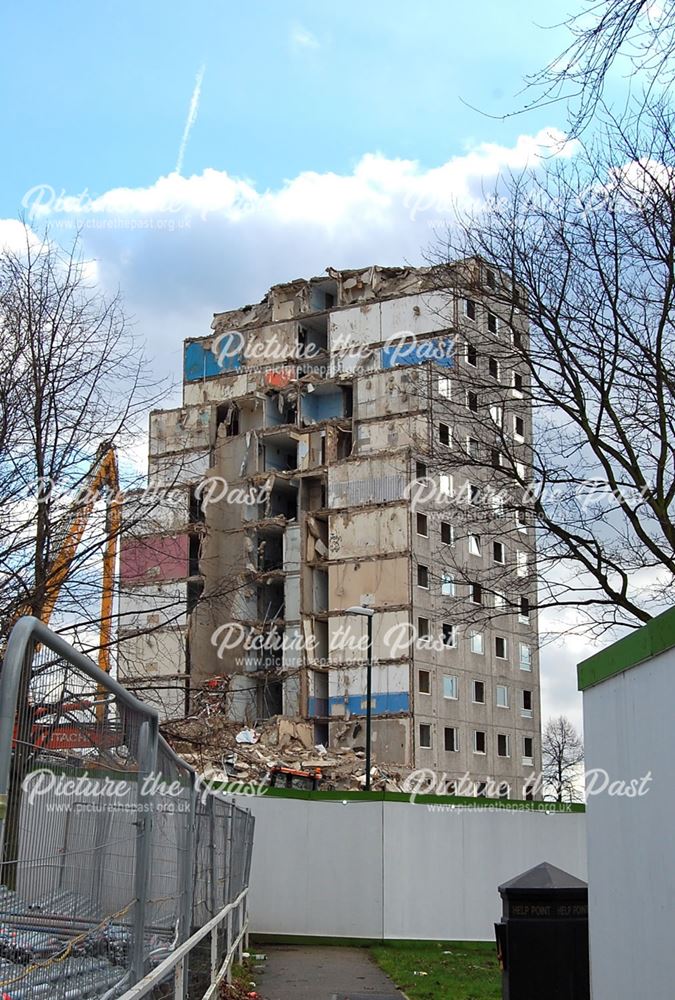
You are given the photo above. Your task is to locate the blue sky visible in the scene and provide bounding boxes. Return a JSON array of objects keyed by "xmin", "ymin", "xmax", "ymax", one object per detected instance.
[
  {"xmin": 1, "ymin": 0, "xmax": 577, "ymax": 216},
  {"xmin": 1, "ymin": 0, "xmax": 603, "ymax": 726}
]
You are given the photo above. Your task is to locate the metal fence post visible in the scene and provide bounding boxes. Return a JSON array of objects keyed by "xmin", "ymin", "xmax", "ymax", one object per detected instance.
[{"xmin": 131, "ymin": 717, "xmax": 157, "ymax": 984}]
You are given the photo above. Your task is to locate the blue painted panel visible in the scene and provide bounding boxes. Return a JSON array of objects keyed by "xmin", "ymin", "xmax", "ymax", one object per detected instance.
[
  {"xmin": 328, "ymin": 692, "xmax": 410, "ymax": 716},
  {"xmin": 308, "ymin": 697, "xmax": 329, "ymax": 718},
  {"xmin": 301, "ymin": 389, "xmax": 345, "ymax": 422},
  {"xmin": 184, "ymin": 340, "xmax": 240, "ymax": 382},
  {"xmin": 381, "ymin": 335, "xmax": 455, "ymax": 369}
]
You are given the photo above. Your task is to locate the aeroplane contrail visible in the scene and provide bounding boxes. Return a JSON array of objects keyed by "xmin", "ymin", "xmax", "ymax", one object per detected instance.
[{"xmin": 175, "ymin": 64, "xmax": 205, "ymax": 175}]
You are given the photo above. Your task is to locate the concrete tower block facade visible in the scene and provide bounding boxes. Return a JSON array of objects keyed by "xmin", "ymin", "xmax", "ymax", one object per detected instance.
[{"xmin": 118, "ymin": 259, "xmax": 541, "ymax": 796}]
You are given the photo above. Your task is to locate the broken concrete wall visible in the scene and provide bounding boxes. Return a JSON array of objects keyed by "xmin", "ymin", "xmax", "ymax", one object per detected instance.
[
  {"xmin": 245, "ymin": 321, "xmax": 296, "ymax": 366},
  {"xmin": 353, "ymin": 368, "xmax": 427, "ymax": 421},
  {"xmin": 183, "ymin": 371, "xmax": 250, "ymax": 407},
  {"xmin": 328, "ymin": 505, "xmax": 408, "ymax": 560},
  {"xmin": 122, "ymin": 487, "xmax": 191, "ymax": 536},
  {"xmin": 331, "ymin": 718, "xmax": 410, "ymax": 766},
  {"xmin": 118, "ymin": 626, "xmax": 186, "ymax": 681},
  {"xmin": 328, "ymin": 609, "xmax": 411, "ymax": 664},
  {"xmin": 329, "ymin": 557, "xmax": 409, "ymax": 610},
  {"xmin": 119, "ymin": 581, "xmax": 188, "ymax": 632},
  {"xmin": 149, "ymin": 450, "xmax": 211, "ymax": 487},
  {"xmin": 150, "ymin": 405, "xmax": 212, "ymax": 457},
  {"xmin": 354, "ymin": 414, "xmax": 429, "ymax": 455}
]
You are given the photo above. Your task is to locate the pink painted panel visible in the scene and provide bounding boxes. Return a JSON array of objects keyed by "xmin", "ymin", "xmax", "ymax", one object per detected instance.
[{"xmin": 120, "ymin": 534, "xmax": 189, "ymax": 584}]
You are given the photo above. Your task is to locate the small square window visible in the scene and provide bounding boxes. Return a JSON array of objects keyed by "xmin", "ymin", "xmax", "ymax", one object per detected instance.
[
  {"xmin": 496, "ymin": 684, "xmax": 509, "ymax": 708},
  {"xmin": 514, "ymin": 415, "xmax": 525, "ymax": 440},
  {"xmin": 470, "ymin": 631, "xmax": 484, "ymax": 655},
  {"xmin": 442, "ymin": 623, "xmax": 456, "ymax": 648},
  {"xmin": 416, "ymin": 512, "xmax": 428, "ymax": 536},
  {"xmin": 419, "ymin": 669, "xmax": 431, "ymax": 694},
  {"xmin": 444, "ymin": 727, "xmax": 458, "ymax": 752},
  {"xmin": 471, "ymin": 582, "xmax": 483, "ymax": 605},
  {"xmin": 497, "ymin": 734, "xmax": 510, "ymax": 757},
  {"xmin": 416, "ymin": 460, "xmax": 428, "ymax": 479},
  {"xmin": 494, "ymin": 591, "xmax": 506, "ymax": 610},
  {"xmin": 519, "ymin": 597, "xmax": 530, "ymax": 622},
  {"xmin": 523, "ymin": 736, "xmax": 534, "ymax": 762},
  {"xmin": 522, "ymin": 690, "xmax": 533, "ymax": 717},
  {"xmin": 467, "ymin": 391, "xmax": 479, "ymax": 413},
  {"xmin": 418, "ymin": 616, "xmax": 430, "ymax": 640},
  {"xmin": 473, "ymin": 680, "xmax": 485, "ymax": 703},
  {"xmin": 498, "ymin": 783, "xmax": 509, "ymax": 800},
  {"xmin": 488, "ymin": 356, "xmax": 500, "ymax": 380},
  {"xmin": 469, "ymin": 483, "xmax": 481, "ymax": 505},
  {"xmin": 443, "ymin": 673, "xmax": 458, "ymax": 698},
  {"xmin": 490, "ymin": 405, "xmax": 504, "ymax": 428},
  {"xmin": 419, "ymin": 723, "xmax": 432, "ymax": 749},
  {"xmin": 495, "ymin": 636, "xmax": 508, "ymax": 660},
  {"xmin": 466, "ymin": 343, "xmax": 478, "ymax": 367},
  {"xmin": 441, "ymin": 521, "xmax": 454, "ymax": 545},
  {"xmin": 465, "ymin": 298, "xmax": 476, "ymax": 321},
  {"xmin": 512, "ymin": 372, "xmax": 523, "ymax": 396},
  {"xmin": 474, "ymin": 730, "xmax": 486, "ymax": 754},
  {"xmin": 468, "ymin": 534, "xmax": 481, "ymax": 556},
  {"xmin": 438, "ymin": 376, "xmax": 452, "ymax": 399},
  {"xmin": 491, "ymin": 448, "xmax": 503, "ymax": 468},
  {"xmin": 439, "ymin": 474, "xmax": 454, "ymax": 496},
  {"xmin": 513, "ymin": 328, "xmax": 522, "ymax": 349},
  {"xmin": 487, "ymin": 312, "xmax": 499, "ymax": 335},
  {"xmin": 439, "ymin": 422, "xmax": 451, "ymax": 445},
  {"xmin": 417, "ymin": 564, "xmax": 429, "ymax": 589},
  {"xmin": 519, "ymin": 642, "xmax": 532, "ymax": 670},
  {"xmin": 485, "ymin": 268, "xmax": 496, "ymax": 289},
  {"xmin": 493, "ymin": 541, "xmax": 505, "ymax": 564},
  {"xmin": 467, "ymin": 436, "xmax": 480, "ymax": 459},
  {"xmin": 516, "ymin": 551, "xmax": 528, "ymax": 577},
  {"xmin": 441, "ymin": 573, "xmax": 455, "ymax": 597}
]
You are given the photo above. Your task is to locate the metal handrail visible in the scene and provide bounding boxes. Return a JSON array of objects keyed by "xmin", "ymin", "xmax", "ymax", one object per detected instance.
[{"xmin": 118, "ymin": 887, "xmax": 249, "ymax": 1000}]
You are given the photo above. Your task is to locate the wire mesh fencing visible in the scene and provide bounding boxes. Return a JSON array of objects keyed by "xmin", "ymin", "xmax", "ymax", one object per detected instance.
[{"xmin": 0, "ymin": 617, "xmax": 255, "ymax": 1000}]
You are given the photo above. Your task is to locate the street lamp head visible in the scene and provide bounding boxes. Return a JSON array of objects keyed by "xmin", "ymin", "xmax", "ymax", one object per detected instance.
[{"xmin": 346, "ymin": 605, "xmax": 375, "ymax": 617}]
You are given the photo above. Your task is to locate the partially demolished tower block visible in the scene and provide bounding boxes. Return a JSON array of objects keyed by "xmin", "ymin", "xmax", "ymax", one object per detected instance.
[{"xmin": 118, "ymin": 259, "xmax": 542, "ymax": 796}]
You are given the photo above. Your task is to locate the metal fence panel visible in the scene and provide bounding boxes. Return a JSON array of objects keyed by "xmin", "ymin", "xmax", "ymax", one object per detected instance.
[{"xmin": 0, "ymin": 618, "xmax": 254, "ymax": 1000}]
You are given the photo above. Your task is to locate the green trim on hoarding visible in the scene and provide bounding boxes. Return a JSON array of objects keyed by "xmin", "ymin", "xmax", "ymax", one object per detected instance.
[
  {"xmin": 577, "ymin": 606, "xmax": 675, "ymax": 692},
  {"xmin": 209, "ymin": 783, "xmax": 584, "ymax": 812}
]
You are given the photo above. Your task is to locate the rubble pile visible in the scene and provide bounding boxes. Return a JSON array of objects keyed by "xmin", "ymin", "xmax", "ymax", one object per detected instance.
[{"xmin": 161, "ymin": 715, "xmax": 407, "ymax": 792}]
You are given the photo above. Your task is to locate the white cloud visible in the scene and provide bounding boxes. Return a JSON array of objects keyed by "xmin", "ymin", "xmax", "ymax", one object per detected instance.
[{"xmin": 291, "ymin": 24, "xmax": 320, "ymax": 50}]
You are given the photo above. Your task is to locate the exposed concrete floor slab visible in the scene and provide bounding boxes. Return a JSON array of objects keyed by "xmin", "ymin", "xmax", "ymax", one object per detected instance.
[{"xmin": 256, "ymin": 945, "xmax": 404, "ymax": 1000}]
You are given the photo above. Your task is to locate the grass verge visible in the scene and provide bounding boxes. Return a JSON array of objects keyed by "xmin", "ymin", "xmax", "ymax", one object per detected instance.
[{"xmin": 369, "ymin": 940, "xmax": 501, "ymax": 1000}]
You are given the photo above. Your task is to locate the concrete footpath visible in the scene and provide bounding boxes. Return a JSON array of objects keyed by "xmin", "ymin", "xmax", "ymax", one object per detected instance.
[{"xmin": 256, "ymin": 945, "xmax": 404, "ymax": 1000}]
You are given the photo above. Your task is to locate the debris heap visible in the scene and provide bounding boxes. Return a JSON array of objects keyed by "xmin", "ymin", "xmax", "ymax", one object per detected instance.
[{"xmin": 161, "ymin": 715, "xmax": 407, "ymax": 792}]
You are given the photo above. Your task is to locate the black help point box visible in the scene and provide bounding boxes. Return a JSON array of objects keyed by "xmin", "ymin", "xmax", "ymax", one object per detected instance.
[{"xmin": 494, "ymin": 862, "xmax": 590, "ymax": 1000}]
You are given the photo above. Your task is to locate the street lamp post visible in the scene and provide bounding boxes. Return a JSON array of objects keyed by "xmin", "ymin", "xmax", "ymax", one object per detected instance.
[{"xmin": 346, "ymin": 605, "xmax": 374, "ymax": 791}]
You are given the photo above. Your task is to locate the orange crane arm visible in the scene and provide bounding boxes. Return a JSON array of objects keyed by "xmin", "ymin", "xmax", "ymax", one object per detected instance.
[{"xmin": 15, "ymin": 444, "xmax": 121, "ymax": 674}]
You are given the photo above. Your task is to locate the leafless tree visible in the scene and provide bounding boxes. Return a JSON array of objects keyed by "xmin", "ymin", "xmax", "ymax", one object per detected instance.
[
  {"xmin": 542, "ymin": 715, "xmax": 585, "ymax": 802},
  {"xmin": 519, "ymin": 0, "xmax": 675, "ymax": 135},
  {"xmin": 425, "ymin": 100, "xmax": 675, "ymax": 640},
  {"xmin": 0, "ymin": 223, "xmax": 159, "ymax": 642}
]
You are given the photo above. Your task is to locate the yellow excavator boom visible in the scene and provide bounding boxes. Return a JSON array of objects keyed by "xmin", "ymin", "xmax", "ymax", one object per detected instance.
[{"xmin": 13, "ymin": 443, "xmax": 121, "ymax": 675}]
